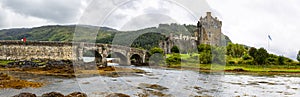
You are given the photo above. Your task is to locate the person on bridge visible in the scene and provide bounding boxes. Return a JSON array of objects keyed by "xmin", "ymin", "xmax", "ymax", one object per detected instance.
[{"xmin": 21, "ymin": 37, "xmax": 26, "ymax": 43}]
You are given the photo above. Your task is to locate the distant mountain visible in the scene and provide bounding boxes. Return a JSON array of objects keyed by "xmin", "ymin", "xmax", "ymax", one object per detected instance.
[
  {"xmin": 0, "ymin": 25, "xmax": 117, "ymax": 42},
  {"xmin": 0, "ymin": 23, "xmax": 232, "ymax": 50}
]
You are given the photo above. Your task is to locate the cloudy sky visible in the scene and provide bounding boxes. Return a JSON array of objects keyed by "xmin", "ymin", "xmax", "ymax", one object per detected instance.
[{"xmin": 0, "ymin": 0, "xmax": 299, "ymax": 60}]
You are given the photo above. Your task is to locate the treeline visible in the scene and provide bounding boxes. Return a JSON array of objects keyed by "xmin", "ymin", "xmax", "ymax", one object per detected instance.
[
  {"xmin": 152, "ymin": 43, "xmax": 299, "ymax": 66},
  {"xmin": 226, "ymin": 43, "xmax": 298, "ymax": 66}
]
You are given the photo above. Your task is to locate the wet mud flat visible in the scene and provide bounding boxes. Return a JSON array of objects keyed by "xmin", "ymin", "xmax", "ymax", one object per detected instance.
[
  {"xmin": 0, "ymin": 72, "xmax": 43, "ymax": 89},
  {"xmin": 0, "ymin": 61, "xmax": 300, "ymax": 96}
]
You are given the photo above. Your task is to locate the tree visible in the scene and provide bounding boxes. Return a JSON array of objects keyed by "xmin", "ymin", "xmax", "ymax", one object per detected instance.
[
  {"xmin": 297, "ymin": 50, "xmax": 300, "ymax": 62},
  {"xmin": 226, "ymin": 43, "xmax": 246, "ymax": 58},
  {"xmin": 166, "ymin": 53, "xmax": 181, "ymax": 65},
  {"xmin": 278, "ymin": 55, "xmax": 285, "ymax": 65},
  {"xmin": 212, "ymin": 47, "xmax": 226, "ymax": 64},
  {"xmin": 199, "ymin": 51, "xmax": 212, "ymax": 64},
  {"xmin": 248, "ymin": 47, "xmax": 257, "ymax": 58},
  {"xmin": 254, "ymin": 48, "xmax": 269, "ymax": 65},
  {"xmin": 149, "ymin": 47, "xmax": 165, "ymax": 65},
  {"xmin": 171, "ymin": 46, "xmax": 180, "ymax": 53},
  {"xmin": 197, "ymin": 44, "xmax": 211, "ymax": 53}
]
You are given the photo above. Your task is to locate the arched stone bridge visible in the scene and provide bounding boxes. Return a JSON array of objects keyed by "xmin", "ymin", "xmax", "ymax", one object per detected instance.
[{"xmin": 0, "ymin": 40, "xmax": 148, "ymax": 65}]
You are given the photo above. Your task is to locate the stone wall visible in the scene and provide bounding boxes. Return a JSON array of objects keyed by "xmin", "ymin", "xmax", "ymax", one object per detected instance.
[
  {"xmin": 0, "ymin": 40, "xmax": 75, "ymax": 60},
  {"xmin": 0, "ymin": 40, "xmax": 147, "ymax": 65}
]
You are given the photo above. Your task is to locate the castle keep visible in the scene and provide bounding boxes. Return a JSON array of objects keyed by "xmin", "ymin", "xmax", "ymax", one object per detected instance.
[
  {"xmin": 160, "ymin": 12, "xmax": 223, "ymax": 54},
  {"xmin": 196, "ymin": 12, "xmax": 222, "ymax": 46}
]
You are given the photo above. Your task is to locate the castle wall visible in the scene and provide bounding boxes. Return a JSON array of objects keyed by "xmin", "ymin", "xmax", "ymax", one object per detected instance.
[
  {"xmin": 159, "ymin": 12, "xmax": 224, "ymax": 54},
  {"xmin": 199, "ymin": 12, "xmax": 222, "ymax": 46}
]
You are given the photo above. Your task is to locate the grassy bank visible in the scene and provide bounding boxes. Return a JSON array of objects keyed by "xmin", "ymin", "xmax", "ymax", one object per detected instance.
[
  {"xmin": 165, "ymin": 53, "xmax": 300, "ymax": 74},
  {"xmin": 0, "ymin": 60, "xmax": 14, "ymax": 66},
  {"xmin": 167, "ymin": 63, "xmax": 300, "ymax": 74}
]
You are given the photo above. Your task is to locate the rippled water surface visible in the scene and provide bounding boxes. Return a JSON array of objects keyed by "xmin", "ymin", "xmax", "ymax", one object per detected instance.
[{"xmin": 1, "ymin": 66, "xmax": 300, "ymax": 97}]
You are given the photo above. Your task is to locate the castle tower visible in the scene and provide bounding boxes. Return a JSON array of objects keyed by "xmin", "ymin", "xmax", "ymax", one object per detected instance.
[{"xmin": 196, "ymin": 12, "xmax": 222, "ymax": 46}]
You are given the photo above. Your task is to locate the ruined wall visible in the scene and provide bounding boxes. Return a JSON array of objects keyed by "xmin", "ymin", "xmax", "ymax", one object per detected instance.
[{"xmin": 0, "ymin": 40, "xmax": 76, "ymax": 60}]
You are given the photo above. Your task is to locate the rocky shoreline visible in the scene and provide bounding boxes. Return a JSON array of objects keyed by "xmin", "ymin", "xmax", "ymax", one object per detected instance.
[
  {"xmin": 0, "ymin": 73, "xmax": 43, "ymax": 89},
  {"xmin": 0, "ymin": 59, "xmax": 146, "ymax": 91},
  {"xmin": 12, "ymin": 92, "xmax": 139, "ymax": 97},
  {"xmin": 13, "ymin": 92, "xmax": 88, "ymax": 97},
  {"xmin": 0, "ymin": 60, "xmax": 146, "ymax": 78}
]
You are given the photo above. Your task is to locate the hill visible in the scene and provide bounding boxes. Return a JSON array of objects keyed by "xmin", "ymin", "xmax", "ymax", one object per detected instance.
[{"xmin": 0, "ymin": 23, "xmax": 231, "ymax": 50}]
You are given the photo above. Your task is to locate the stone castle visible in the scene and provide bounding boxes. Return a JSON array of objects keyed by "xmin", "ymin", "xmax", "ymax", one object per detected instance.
[{"xmin": 160, "ymin": 12, "xmax": 223, "ymax": 54}]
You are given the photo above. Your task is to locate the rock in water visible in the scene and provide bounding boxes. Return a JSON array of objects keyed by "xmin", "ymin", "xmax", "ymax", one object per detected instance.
[
  {"xmin": 13, "ymin": 92, "xmax": 37, "ymax": 97},
  {"xmin": 138, "ymin": 83, "xmax": 168, "ymax": 91},
  {"xmin": 106, "ymin": 93, "xmax": 130, "ymax": 97},
  {"xmin": 65, "ymin": 92, "xmax": 87, "ymax": 97},
  {"xmin": 41, "ymin": 92, "xmax": 64, "ymax": 97},
  {"xmin": 0, "ymin": 73, "xmax": 11, "ymax": 80}
]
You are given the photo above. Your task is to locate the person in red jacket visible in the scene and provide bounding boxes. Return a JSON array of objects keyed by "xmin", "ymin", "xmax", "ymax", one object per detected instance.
[{"xmin": 21, "ymin": 37, "xmax": 26, "ymax": 42}]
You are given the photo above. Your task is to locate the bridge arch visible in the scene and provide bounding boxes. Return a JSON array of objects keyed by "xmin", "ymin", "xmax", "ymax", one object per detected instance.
[
  {"xmin": 130, "ymin": 54, "xmax": 143, "ymax": 65},
  {"xmin": 107, "ymin": 52, "xmax": 129, "ymax": 65},
  {"xmin": 83, "ymin": 49, "xmax": 103, "ymax": 63}
]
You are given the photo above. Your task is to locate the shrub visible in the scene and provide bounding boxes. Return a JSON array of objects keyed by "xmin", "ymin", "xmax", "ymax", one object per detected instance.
[
  {"xmin": 248, "ymin": 47, "xmax": 257, "ymax": 58},
  {"xmin": 237, "ymin": 60, "xmax": 243, "ymax": 64},
  {"xmin": 150, "ymin": 47, "xmax": 164, "ymax": 55},
  {"xmin": 199, "ymin": 51, "xmax": 212, "ymax": 64},
  {"xmin": 254, "ymin": 48, "xmax": 269, "ymax": 65},
  {"xmin": 171, "ymin": 46, "xmax": 180, "ymax": 53},
  {"xmin": 227, "ymin": 60, "xmax": 235, "ymax": 65},
  {"xmin": 166, "ymin": 54, "xmax": 181, "ymax": 65},
  {"xmin": 277, "ymin": 56, "xmax": 285, "ymax": 65},
  {"xmin": 243, "ymin": 60, "xmax": 254, "ymax": 65},
  {"xmin": 242, "ymin": 54, "xmax": 252, "ymax": 60},
  {"xmin": 212, "ymin": 47, "xmax": 226, "ymax": 64},
  {"xmin": 197, "ymin": 44, "xmax": 211, "ymax": 53},
  {"xmin": 297, "ymin": 50, "xmax": 300, "ymax": 63}
]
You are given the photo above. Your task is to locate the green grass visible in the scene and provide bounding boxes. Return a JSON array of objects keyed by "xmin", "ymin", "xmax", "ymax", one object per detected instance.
[
  {"xmin": 168, "ymin": 63, "xmax": 300, "ymax": 73},
  {"xmin": 0, "ymin": 60, "xmax": 14, "ymax": 66},
  {"xmin": 222, "ymin": 64, "xmax": 297, "ymax": 72},
  {"xmin": 224, "ymin": 65, "xmax": 300, "ymax": 73},
  {"xmin": 166, "ymin": 53, "xmax": 300, "ymax": 73}
]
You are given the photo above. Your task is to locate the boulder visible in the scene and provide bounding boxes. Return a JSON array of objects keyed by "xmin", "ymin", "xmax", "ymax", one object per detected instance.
[
  {"xmin": 65, "ymin": 92, "xmax": 87, "ymax": 97},
  {"xmin": 13, "ymin": 92, "xmax": 36, "ymax": 97},
  {"xmin": 41, "ymin": 92, "xmax": 64, "ymax": 97},
  {"xmin": 106, "ymin": 93, "xmax": 130, "ymax": 97},
  {"xmin": 0, "ymin": 73, "xmax": 11, "ymax": 80}
]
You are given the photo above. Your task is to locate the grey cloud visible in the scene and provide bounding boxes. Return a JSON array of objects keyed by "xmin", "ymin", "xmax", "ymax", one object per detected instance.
[
  {"xmin": 120, "ymin": 14, "xmax": 176, "ymax": 31},
  {"xmin": 0, "ymin": 12, "xmax": 5, "ymax": 28},
  {"xmin": 118, "ymin": 0, "xmax": 139, "ymax": 10},
  {"xmin": 0, "ymin": 0, "xmax": 83, "ymax": 23},
  {"xmin": 143, "ymin": 7, "xmax": 170, "ymax": 14},
  {"xmin": 0, "ymin": 3, "xmax": 7, "ymax": 28}
]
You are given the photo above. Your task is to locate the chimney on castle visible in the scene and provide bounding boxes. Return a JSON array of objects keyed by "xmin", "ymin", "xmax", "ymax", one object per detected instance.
[
  {"xmin": 206, "ymin": 12, "xmax": 212, "ymax": 20},
  {"xmin": 206, "ymin": 12, "xmax": 211, "ymax": 17}
]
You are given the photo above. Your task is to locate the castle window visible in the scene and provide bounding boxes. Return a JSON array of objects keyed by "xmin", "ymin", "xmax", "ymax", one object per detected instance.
[
  {"xmin": 208, "ymin": 32, "xmax": 212, "ymax": 38},
  {"xmin": 214, "ymin": 25, "xmax": 218, "ymax": 28}
]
